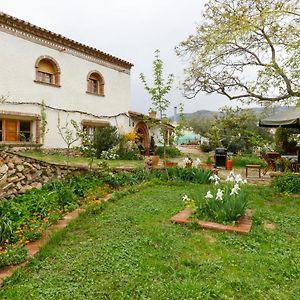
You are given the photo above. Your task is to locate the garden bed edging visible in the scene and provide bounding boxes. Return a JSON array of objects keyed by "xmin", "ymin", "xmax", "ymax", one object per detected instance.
[{"xmin": 171, "ymin": 207, "xmax": 253, "ymax": 234}]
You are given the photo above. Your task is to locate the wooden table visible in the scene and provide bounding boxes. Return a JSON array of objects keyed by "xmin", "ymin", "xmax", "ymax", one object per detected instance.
[{"xmin": 246, "ymin": 165, "xmax": 262, "ymax": 178}]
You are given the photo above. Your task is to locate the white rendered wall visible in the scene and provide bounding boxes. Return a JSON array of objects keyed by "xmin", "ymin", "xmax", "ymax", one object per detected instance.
[{"xmin": 0, "ymin": 29, "xmax": 131, "ymax": 148}]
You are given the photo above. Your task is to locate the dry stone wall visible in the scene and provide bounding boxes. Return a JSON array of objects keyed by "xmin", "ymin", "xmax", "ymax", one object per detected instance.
[{"xmin": 0, "ymin": 151, "xmax": 88, "ymax": 199}]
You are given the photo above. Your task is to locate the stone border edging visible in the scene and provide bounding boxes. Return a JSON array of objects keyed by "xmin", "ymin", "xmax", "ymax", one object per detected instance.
[
  {"xmin": 171, "ymin": 208, "xmax": 252, "ymax": 234},
  {"xmin": 0, "ymin": 193, "xmax": 113, "ymax": 287}
]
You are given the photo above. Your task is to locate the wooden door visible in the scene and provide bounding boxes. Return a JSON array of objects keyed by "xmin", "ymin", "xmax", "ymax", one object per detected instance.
[{"xmin": 5, "ymin": 120, "xmax": 18, "ymax": 141}]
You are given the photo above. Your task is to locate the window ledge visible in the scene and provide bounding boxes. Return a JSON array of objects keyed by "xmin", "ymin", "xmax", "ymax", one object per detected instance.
[
  {"xmin": 86, "ymin": 91, "xmax": 105, "ymax": 97},
  {"xmin": 34, "ymin": 80, "xmax": 61, "ymax": 88}
]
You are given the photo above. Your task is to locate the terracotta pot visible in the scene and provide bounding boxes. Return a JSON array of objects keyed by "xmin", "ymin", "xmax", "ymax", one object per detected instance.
[
  {"xmin": 149, "ymin": 111, "xmax": 157, "ymax": 118},
  {"xmin": 150, "ymin": 155, "xmax": 159, "ymax": 166}
]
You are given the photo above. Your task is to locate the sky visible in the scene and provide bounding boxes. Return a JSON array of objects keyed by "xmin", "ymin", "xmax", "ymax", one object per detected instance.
[{"xmin": 0, "ymin": 0, "xmax": 245, "ymax": 116}]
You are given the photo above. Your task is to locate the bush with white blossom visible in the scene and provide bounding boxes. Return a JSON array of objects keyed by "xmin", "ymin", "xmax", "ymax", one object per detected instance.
[{"xmin": 100, "ymin": 146, "xmax": 119, "ymax": 160}]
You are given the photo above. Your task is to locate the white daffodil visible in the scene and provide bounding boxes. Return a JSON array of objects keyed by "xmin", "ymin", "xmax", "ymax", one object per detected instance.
[
  {"xmin": 216, "ymin": 188, "xmax": 224, "ymax": 200},
  {"xmin": 182, "ymin": 195, "xmax": 190, "ymax": 202},
  {"xmin": 235, "ymin": 174, "xmax": 244, "ymax": 184},
  {"xmin": 226, "ymin": 176, "xmax": 235, "ymax": 182},
  {"xmin": 209, "ymin": 174, "xmax": 221, "ymax": 185},
  {"xmin": 234, "ymin": 183, "xmax": 240, "ymax": 190},
  {"xmin": 230, "ymin": 184, "xmax": 240, "ymax": 195},
  {"xmin": 183, "ymin": 157, "xmax": 192, "ymax": 164},
  {"xmin": 226, "ymin": 171, "xmax": 235, "ymax": 182},
  {"xmin": 195, "ymin": 158, "xmax": 201, "ymax": 166},
  {"xmin": 205, "ymin": 191, "xmax": 214, "ymax": 199}
]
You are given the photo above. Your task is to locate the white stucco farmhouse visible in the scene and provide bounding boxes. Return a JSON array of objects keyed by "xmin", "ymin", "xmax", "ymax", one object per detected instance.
[{"xmin": 0, "ymin": 12, "xmax": 173, "ymax": 153}]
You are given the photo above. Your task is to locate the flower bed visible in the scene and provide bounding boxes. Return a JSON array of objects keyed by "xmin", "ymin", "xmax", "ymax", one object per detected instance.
[
  {"xmin": 0, "ymin": 175, "xmax": 108, "ymax": 268},
  {"xmin": 171, "ymin": 207, "xmax": 252, "ymax": 234},
  {"xmin": 173, "ymin": 171, "xmax": 252, "ymax": 234}
]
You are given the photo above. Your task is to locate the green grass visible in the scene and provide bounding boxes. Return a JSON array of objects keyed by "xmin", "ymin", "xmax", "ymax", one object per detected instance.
[
  {"xmin": 232, "ymin": 154, "xmax": 266, "ymax": 168},
  {"xmin": 18, "ymin": 151, "xmax": 144, "ymax": 168},
  {"xmin": 1, "ymin": 183, "xmax": 300, "ymax": 299}
]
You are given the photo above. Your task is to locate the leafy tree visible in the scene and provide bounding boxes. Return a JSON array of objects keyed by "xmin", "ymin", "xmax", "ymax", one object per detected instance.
[
  {"xmin": 140, "ymin": 49, "xmax": 174, "ymax": 119},
  {"xmin": 140, "ymin": 50, "xmax": 174, "ymax": 160},
  {"xmin": 57, "ymin": 114, "xmax": 82, "ymax": 159},
  {"xmin": 187, "ymin": 117, "xmax": 214, "ymax": 136},
  {"xmin": 206, "ymin": 107, "xmax": 273, "ymax": 153},
  {"xmin": 275, "ymin": 127, "xmax": 299, "ymax": 153},
  {"xmin": 176, "ymin": 0, "xmax": 300, "ymax": 104}
]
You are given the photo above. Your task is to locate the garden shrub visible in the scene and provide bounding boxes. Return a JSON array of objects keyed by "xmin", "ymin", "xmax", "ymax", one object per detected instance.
[
  {"xmin": 272, "ymin": 172, "xmax": 300, "ymax": 194},
  {"xmin": 200, "ymin": 143, "xmax": 212, "ymax": 153},
  {"xmin": 101, "ymin": 167, "xmax": 213, "ymax": 188},
  {"xmin": 156, "ymin": 146, "xmax": 182, "ymax": 158},
  {"xmin": 117, "ymin": 148, "xmax": 143, "ymax": 160},
  {"xmin": 100, "ymin": 146, "xmax": 119, "ymax": 160},
  {"xmin": 154, "ymin": 167, "xmax": 212, "ymax": 184},
  {"xmin": 94, "ymin": 125, "xmax": 120, "ymax": 158},
  {"xmin": 117, "ymin": 136, "xmax": 143, "ymax": 160},
  {"xmin": 56, "ymin": 185, "xmax": 77, "ymax": 210}
]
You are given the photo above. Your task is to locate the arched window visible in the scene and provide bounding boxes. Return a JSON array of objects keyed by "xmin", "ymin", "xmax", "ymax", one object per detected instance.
[
  {"xmin": 87, "ymin": 71, "xmax": 105, "ymax": 96},
  {"xmin": 35, "ymin": 56, "xmax": 60, "ymax": 86}
]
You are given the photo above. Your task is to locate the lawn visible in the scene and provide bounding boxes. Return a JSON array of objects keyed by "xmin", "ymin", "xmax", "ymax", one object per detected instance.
[
  {"xmin": 18, "ymin": 151, "xmax": 144, "ymax": 168},
  {"xmin": 1, "ymin": 183, "xmax": 300, "ymax": 299}
]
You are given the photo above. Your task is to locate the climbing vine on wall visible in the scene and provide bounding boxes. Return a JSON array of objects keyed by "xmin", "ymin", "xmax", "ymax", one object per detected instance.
[{"xmin": 40, "ymin": 100, "xmax": 49, "ymax": 144}]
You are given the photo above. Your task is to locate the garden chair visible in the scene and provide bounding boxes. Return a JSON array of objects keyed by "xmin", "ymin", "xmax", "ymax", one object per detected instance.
[{"xmin": 261, "ymin": 152, "xmax": 281, "ymax": 175}]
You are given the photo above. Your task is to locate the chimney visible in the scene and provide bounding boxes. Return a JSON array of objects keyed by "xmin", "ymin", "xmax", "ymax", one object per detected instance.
[{"xmin": 174, "ymin": 106, "xmax": 178, "ymax": 123}]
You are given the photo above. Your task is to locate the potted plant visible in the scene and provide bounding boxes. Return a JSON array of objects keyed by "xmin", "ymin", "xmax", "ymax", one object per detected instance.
[
  {"xmin": 144, "ymin": 155, "xmax": 160, "ymax": 168},
  {"xmin": 148, "ymin": 109, "xmax": 157, "ymax": 119},
  {"xmin": 205, "ymin": 156, "xmax": 214, "ymax": 169}
]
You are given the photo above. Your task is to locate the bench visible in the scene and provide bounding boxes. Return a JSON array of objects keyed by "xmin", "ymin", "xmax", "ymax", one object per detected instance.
[{"xmin": 245, "ymin": 165, "xmax": 262, "ymax": 178}]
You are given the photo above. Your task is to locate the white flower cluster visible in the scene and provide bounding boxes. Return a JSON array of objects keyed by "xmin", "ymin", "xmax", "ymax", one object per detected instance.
[
  {"xmin": 100, "ymin": 146, "xmax": 119, "ymax": 160},
  {"xmin": 230, "ymin": 183, "xmax": 240, "ymax": 196},
  {"xmin": 204, "ymin": 188, "xmax": 224, "ymax": 200},
  {"xmin": 182, "ymin": 194, "xmax": 190, "ymax": 202},
  {"xmin": 205, "ymin": 172, "xmax": 247, "ymax": 201},
  {"xmin": 209, "ymin": 174, "xmax": 221, "ymax": 185},
  {"xmin": 226, "ymin": 171, "xmax": 247, "ymax": 184},
  {"xmin": 183, "ymin": 157, "xmax": 192, "ymax": 164}
]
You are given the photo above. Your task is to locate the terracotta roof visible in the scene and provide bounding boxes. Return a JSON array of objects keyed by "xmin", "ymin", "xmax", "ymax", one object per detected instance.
[{"xmin": 0, "ymin": 12, "xmax": 133, "ymax": 70}]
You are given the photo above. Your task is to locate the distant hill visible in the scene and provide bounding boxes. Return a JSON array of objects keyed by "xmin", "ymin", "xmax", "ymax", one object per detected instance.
[{"xmin": 170, "ymin": 106, "xmax": 295, "ymax": 121}]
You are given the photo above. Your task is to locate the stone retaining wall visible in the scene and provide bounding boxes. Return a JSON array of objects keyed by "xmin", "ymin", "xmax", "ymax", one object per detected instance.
[{"xmin": 0, "ymin": 151, "xmax": 88, "ymax": 199}]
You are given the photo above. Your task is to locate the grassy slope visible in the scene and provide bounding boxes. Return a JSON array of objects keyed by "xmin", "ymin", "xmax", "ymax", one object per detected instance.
[
  {"xmin": 18, "ymin": 151, "xmax": 144, "ymax": 168},
  {"xmin": 1, "ymin": 184, "xmax": 300, "ymax": 299}
]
